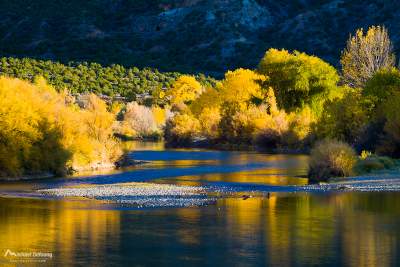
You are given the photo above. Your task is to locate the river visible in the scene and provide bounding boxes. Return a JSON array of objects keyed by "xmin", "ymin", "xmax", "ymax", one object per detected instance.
[{"xmin": 0, "ymin": 142, "xmax": 399, "ymax": 266}]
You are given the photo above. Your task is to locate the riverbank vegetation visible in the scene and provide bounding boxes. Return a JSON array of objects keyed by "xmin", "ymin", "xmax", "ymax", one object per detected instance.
[
  {"xmin": 309, "ymin": 139, "xmax": 399, "ymax": 182},
  {"xmin": 308, "ymin": 140, "xmax": 357, "ymax": 182},
  {"xmin": 160, "ymin": 25, "xmax": 400, "ymax": 180},
  {"xmin": 115, "ymin": 102, "xmax": 169, "ymax": 140},
  {"xmin": 2, "ymin": 25, "xmax": 400, "ymax": 181},
  {"xmin": 0, "ymin": 77, "xmax": 122, "ymax": 178}
]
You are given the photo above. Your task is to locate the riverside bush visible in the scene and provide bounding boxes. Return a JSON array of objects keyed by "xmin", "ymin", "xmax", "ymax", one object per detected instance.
[
  {"xmin": 164, "ymin": 68, "xmax": 315, "ymax": 148},
  {"xmin": 123, "ymin": 102, "xmax": 158, "ymax": 137},
  {"xmin": 354, "ymin": 154, "xmax": 396, "ymax": 174},
  {"xmin": 116, "ymin": 102, "xmax": 168, "ymax": 140},
  {"xmin": 308, "ymin": 140, "xmax": 357, "ymax": 182}
]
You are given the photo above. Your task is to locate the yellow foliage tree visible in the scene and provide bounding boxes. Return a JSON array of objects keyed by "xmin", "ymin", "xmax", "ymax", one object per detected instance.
[
  {"xmin": 165, "ymin": 67, "xmax": 317, "ymax": 147},
  {"xmin": 258, "ymin": 48, "xmax": 339, "ymax": 113},
  {"xmin": 165, "ymin": 113, "xmax": 200, "ymax": 145},
  {"xmin": 198, "ymin": 107, "xmax": 221, "ymax": 139},
  {"xmin": 167, "ymin": 75, "xmax": 203, "ymax": 106},
  {"xmin": 189, "ymin": 87, "xmax": 222, "ymax": 117},
  {"xmin": 285, "ymin": 106, "xmax": 315, "ymax": 146},
  {"xmin": 341, "ymin": 25, "xmax": 395, "ymax": 88},
  {"xmin": 0, "ymin": 77, "xmax": 121, "ymax": 177},
  {"xmin": 220, "ymin": 68, "xmax": 266, "ymax": 107},
  {"xmin": 152, "ymin": 106, "xmax": 167, "ymax": 127},
  {"xmin": 266, "ymin": 87, "xmax": 279, "ymax": 116},
  {"xmin": 84, "ymin": 94, "xmax": 115, "ymax": 142},
  {"xmin": 77, "ymin": 94, "xmax": 121, "ymax": 169}
]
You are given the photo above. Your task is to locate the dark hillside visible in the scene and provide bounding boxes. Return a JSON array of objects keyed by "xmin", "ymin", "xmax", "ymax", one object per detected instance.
[{"xmin": 0, "ymin": 0, "xmax": 399, "ymax": 75}]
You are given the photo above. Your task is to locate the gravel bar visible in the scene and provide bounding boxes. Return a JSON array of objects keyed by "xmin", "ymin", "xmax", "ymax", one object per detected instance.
[{"xmin": 38, "ymin": 183, "xmax": 214, "ymax": 208}]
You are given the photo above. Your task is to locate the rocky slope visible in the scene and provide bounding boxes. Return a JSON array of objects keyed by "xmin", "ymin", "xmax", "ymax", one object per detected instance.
[{"xmin": 0, "ymin": 0, "xmax": 398, "ymax": 75}]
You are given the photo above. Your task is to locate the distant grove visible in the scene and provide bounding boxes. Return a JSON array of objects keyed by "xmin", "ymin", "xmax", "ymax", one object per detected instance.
[{"xmin": 0, "ymin": 57, "xmax": 215, "ymax": 100}]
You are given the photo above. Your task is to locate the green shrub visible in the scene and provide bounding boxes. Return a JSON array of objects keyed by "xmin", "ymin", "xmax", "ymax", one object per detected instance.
[
  {"xmin": 364, "ymin": 68, "xmax": 400, "ymax": 107},
  {"xmin": 377, "ymin": 91, "xmax": 400, "ymax": 157},
  {"xmin": 379, "ymin": 156, "xmax": 397, "ymax": 168},
  {"xmin": 355, "ymin": 154, "xmax": 396, "ymax": 174},
  {"xmin": 355, "ymin": 159, "xmax": 385, "ymax": 173},
  {"xmin": 308, "ymin": 139, "xmax": 357, "ymax": 182},
  {"xmin": 315, "ymin": 88, "xmax": 373, "ymax": 145}
]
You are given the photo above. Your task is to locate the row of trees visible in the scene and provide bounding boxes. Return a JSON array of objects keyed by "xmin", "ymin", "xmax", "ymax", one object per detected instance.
[
  {"xmin": 2, "ymin": 24, "xmax": 398, "ymax": 178},
  {"xmin": 163, "ymin": 25, "xmax": 400, "ymax": 158},
  {"xmin": 164, "ymin": 65, "xmax": 320, "ymax": 149},
  {"xmin": 0, "ymin": 57, "xmax": 215, "ymax": 101},
  {"xmin": 318, "ymin": 26, "xmax": 400, "ymax": 157}
]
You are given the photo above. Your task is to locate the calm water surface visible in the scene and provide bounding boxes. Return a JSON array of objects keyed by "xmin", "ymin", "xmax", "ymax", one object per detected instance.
[{"xmin": 0, "ymin": 142, "xmax": 400, "ymax": 266}]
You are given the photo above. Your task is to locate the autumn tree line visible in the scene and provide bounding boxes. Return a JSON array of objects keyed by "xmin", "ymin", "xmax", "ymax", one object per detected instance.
[
  {"xmin": 0, "ymin": 25, "xmax": 398, "ymax": 179},
  {"xmin": 165, "ymin": 26, "xmax": 396, "ymax": 148},
  {"xmin": 161, "ymin": 25, "xmax": 400, "ymax": 180}
]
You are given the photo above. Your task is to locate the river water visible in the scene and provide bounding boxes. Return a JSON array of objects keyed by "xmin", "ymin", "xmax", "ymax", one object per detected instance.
[{"xmin": 0, "ymin": 142, "xmax": 400, "ymax": 266}]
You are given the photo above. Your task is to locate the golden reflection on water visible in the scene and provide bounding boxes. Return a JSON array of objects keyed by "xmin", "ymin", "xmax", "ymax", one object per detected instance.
[
  {"xmin": 192, "ymin": 193, "xmax": 399, "ymax": 266},
  {"xmin": 150, "ymin": 159, "xmax": 218, "ymax": 168},
  {"xmin": 176, "ymin": 208, "xmax": 202, "ymax": 246},
  {"xmin": 153, "ymin": 168, "xmax": 309, "ymax": 186},
  {"xmin": 121, "ymin": 141, "xmax": 165, "ymax": 151},
  {"xmin": 0, "ymin": 199, "xmax": 120, "ymax": 266},
  {"xmin": 197, "ymin": 168, "xmax": 309, "ymax": 185},
  {"xmin": 1, "ymin": 144, "xmax": 397, "ymax": 265},
  {"xmin": 0, "ymin": 193, "xmax": 399, "ymax": 266}
]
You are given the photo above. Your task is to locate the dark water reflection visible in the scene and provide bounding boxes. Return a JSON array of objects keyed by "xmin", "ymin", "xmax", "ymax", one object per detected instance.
[
  {"xmin": 0, "ymin": 142, "xmax": 400, "ymax": 266},
  {"xmin": 1, "ymin": 193, "xmax": 400, "ymax": 266}
]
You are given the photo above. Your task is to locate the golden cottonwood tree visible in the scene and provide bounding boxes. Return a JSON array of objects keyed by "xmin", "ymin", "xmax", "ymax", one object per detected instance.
[
  {"xmin": 167, "ymin": 75, "xmax": 203, "ymax": 106},
  {"xmin": 258, "ymin": 49, "xmax": 339, "ymax": 113},
  {"xmin": 341, "ymin": 25, "xmax": 395, "ymax": 88},
  {"xmin": 219, "ymin": 68, "xmax": 266, "ymax": 106},
  {"xmin": 0, "ymin": 77, "xmax": 121, "ymax": 177},
  {"xmin": 0, "ymin": 77, "xmax": 71, "ymax": 176}
]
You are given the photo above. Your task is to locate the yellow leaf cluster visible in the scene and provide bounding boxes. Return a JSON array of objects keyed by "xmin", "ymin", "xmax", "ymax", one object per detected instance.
[
  {"xmin": 165, "ymin": 67, "xmax": 316, "ymax": 147},
  {"xmin": 220, "ymin": 68, "xmax": 266, "ymax": 107},
  {"xmin": 0, "ymin": 77, "xmax": 121, "ymax": 177},
  {"xmin": 151, "ymin": 106, "xmax": 167, "ymax": 127},
  {"xmin": 167, "ymin": 75, "xmax": 203, "ymax": 106},
  {"xmin": 169, "ymin": 113, "xmax": 200, "ymax": 139},
  {"xmin": 198, "ymin": 107, "xmax": 221, "ymax": 139}
]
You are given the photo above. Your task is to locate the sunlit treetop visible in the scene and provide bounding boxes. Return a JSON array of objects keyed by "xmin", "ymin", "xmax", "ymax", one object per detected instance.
[
  {"xmin": 167, "ymin": 75, "xmax": 203, "ymax": 106},
  {"xmin": 258, "ymin": 48, "xmax": 339, "ymax": 113},
  {"xmin": 341, "ymin": 25, "xmax": 395, "ymax": 88},
  {"xmin": 220, "ymin": 68, "xmax": 266, "ymax": 107}
]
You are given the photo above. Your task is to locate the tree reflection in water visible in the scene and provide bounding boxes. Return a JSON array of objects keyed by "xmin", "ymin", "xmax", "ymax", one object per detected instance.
[{"xmin": 0, "ymin": 192, "xmax": 399, "ymax": 266}]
